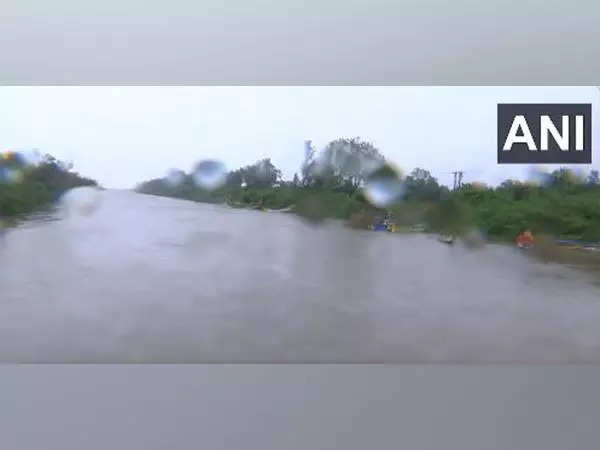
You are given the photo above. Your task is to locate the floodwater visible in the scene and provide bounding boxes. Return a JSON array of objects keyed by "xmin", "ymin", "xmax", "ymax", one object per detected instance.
[{"xmin": 1, "ymin": 189, "xmax": 600, "ymax": 363}]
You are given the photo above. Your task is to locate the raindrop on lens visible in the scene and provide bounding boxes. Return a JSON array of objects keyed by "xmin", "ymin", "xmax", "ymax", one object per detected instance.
[
  {"xmin": 365, "ymin": 179, "xmax": 405, "ymax": 207},
  {"xmin": 364, "ymin": 165, "xmax": 405, "ymax": 208},
  {"xmin": 192, "ymin": 160, "xmax": 227, "ymax": 190},
  {"xmin": 20, "ymin": 149, "xmax": 43, "ymax": 166},
  {"xmin": 0, "ymin": 168, "xmax": 24, "ymax": 184},
  {"xmin": 527, "ymin": 166, "xmax": 552, "ymax": 187},
  {"xmin": 572, "ymin": 167, "xmax": 587, "ymax": 184},
  {"xmin": 60, "ymin": 186, "xmax": 103, "ymax": 217}
]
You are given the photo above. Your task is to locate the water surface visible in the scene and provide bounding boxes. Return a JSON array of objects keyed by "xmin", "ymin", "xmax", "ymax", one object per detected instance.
[{"xmin": 1, "ymin": 189, "xmax": 599, "ymax": 363}]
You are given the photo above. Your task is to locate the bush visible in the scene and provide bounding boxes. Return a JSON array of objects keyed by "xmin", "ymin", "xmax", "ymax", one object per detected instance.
[{"xmin": 0, "ymin": 155, "xmax": 97, "ymax": 218}]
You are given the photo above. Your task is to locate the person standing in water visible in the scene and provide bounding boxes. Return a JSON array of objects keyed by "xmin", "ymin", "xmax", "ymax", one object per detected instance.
[{"xmin": 516, "ymin": 228, "xmax": 535, "ymax": 249}]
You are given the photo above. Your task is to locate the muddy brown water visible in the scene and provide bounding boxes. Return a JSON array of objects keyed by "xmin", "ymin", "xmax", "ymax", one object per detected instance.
[{"xmin": 1, "ymin": 189, "xmax": 600, "ymax": 363}]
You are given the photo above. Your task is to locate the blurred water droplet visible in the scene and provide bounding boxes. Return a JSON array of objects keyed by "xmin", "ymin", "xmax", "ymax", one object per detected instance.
[
  {"xmin": 60, "ymin": 186, "xmax": 103, "ymax": 217},
  {"xmin": 329, "ymin": 144, "xmax": 350, "ymax": 169},
  {"xmin": 192, "ymin": 160, "xmax": 227, "ymax": 190},
  {"xmin": 309, "ymin": 156, "xmax": 329, "ymax": 178},
  {"xmin": 572, "ymin": 167, "xmax": 588, "ymax": 183},
  {"xmin": 165, "ymin": 169, "xmax": 185, "ymax": 187},
  {"xmin": 0, "ymin": 168, "xmax": 24, "ymax": 184},
  {"xmin": 364, "ymin": 179, "xmax": 405, "ymax": 207},
  {"xmin": 363, "ymin": 158, "xmax": 385, "ymax": 175},
  {"xmin": 364, "ymin": 165, "xmax": 405, "ymax": 207},
  {"xmin": 526, "ymin": 166, "xmax": 552, "ymax": 187},
  {"xmin": 19, "ymin": 149, "xmax": 43, "ymax": 166},
  {"xmin": 470, "ymin": 181, "xmax": 488, "ymax": 190},
  {"xmin": 1, "ymin": 151, "xmax": 14, "ymax": 161}
]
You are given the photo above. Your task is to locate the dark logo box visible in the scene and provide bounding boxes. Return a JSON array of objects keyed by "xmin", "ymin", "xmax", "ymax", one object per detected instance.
[{"xmin": 498, "ymin": 103, "xmax": 591, "ymax": 164}]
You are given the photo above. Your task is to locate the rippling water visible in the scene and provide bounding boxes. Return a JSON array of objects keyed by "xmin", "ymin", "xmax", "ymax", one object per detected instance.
[{"xmin": 1, "ymin": 189, "xmax": 600, "ymax": 363}]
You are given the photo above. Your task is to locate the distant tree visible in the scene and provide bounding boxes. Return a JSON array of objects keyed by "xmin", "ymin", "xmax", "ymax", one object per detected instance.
[
  {"xmin": 409, "ymin": 168, "xmax": 432, "ymax": 181},
  {"xmin": 549, "ymin": 167, "xmax": 580, "ymax": 189},
  {"xmin": 496, "ymin": 178, "xmax": 537, "ymax": 200},
  {"xmin": 226, "ymin": 169, "xmax": 243, "ymax": 187},
  {"xmin": 241, "ymin": 158, "xmax": 282, "ymax": 188},
  {"xmin": 404, "ymin": 168, "xmax": 442, "ymax": 201},
  {"xmin": 0, "ymin": 151, "xmax": 97, "ymax": 217},
  {"xmin": 0, "ymin": 151, "xmax": 26, "ymax": 170},
  {"xmin": 299, "ymin": 137, "xmax": 385, "ymax": 191},
  {"xmin": 424, "ymin": 196, "xmax": 472, "ymax": 235},
  {"xmin": 292, "ymin": 173, "xmax": 300, "ymax": 187},
  {"xmin": 301, "ymin": 140, "xmax": 317, "ymax": 187},
  {"xmin": 499, "ymin": 179, "xmax": 521, "ymax": 190},
  {"xmin": 319, "ymin": 137, "xmax": 385, "ymax": 191}
]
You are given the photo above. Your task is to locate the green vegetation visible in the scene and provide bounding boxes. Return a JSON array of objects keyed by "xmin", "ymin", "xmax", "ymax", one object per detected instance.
[
  {"xmin": 137, "ymin": 177, "xmax": 369, "ymax": 223},
  {"xmin": 454, "ymin": 177, "xmax": 600, "ymax": 242},
  {"xmin": 136, "ymin": 138, "xmax": 600, "ymax": 243},
  {"xmin": 391, "ymin": 169, "xmax": 600, "ymax": 242},
  {"xmin": 0, "ymin": 151, "xmax": 97, "ymax": 220},
  {"xmin": 137, "ymin": 140, "xmax": 384, "ymax": 224}
]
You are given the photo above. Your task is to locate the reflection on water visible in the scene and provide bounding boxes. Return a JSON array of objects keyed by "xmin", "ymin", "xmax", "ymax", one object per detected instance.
[{"xmin": 1, "ymin": 190, "xmax": 600, "ymax": 363}]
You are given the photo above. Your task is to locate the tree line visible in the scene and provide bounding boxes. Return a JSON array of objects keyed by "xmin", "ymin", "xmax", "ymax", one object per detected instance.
[
  {"xmin": 0, "ymin": 151, "xmax": 97, "ymax": 219},
  {"xmin": 136, "ymin": 137, "xmax": 600, "ymax": 242}
]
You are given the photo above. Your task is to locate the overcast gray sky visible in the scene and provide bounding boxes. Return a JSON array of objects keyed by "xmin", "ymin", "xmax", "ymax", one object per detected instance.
[{"xmin": 1, "ymin": 86, "xmax": 598, "ymax": 189}]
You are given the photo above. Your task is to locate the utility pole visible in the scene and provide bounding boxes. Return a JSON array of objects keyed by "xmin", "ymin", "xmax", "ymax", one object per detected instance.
[{"xmin": 451, "ymin": 171, "xmax": 464, "ymax": 190}]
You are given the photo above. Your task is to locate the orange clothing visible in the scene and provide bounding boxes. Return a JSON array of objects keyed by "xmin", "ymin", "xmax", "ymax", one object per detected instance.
[{"xmin": 516, "ymin": 230, "xmax": 535, "ymax": 247}]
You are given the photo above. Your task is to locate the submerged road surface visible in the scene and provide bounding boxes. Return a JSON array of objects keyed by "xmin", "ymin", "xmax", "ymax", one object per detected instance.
[{"xmin": 1, "ymin": 189, "xmax": 600, "ymax": 363}]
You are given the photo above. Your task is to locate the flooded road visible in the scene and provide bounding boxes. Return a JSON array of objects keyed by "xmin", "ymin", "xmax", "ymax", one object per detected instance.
[{"xmin": 1, "ymin": 189, "xmax": 600, "ymax": 363}]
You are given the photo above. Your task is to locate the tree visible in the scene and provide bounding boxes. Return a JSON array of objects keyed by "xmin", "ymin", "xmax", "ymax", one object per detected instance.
[
  {"xmin": 241, "ymin": 158, "xmax": 282, "ymax": 188},
  {"xmin": 292, "ymin": 173, "xmax": 300, "ymax": 187},
  {"xmin": 497, "ymin": 179, "xmax": 536, "ymax": 200},
  {"xmin": 549, "ymin": 167, "xmax": 579, "ymax": 188},
  {"xmin": 226, "ymin": 169, "xmax": 243, "ymax": 187},
  {"xmin": 404, "ymin": 168, "xmax": 442, "ymax": 201},
  {"xmin": 424, "ymin": 196, "xmax": 473, "ymax": 235},
  {"xmin": 499, "ymin": 179, "xmax": 521, "ymax": 190},
  {"xmin": 301, "ymin": 140, "xmax": 317, "ymax": 187},
  {"xmin": 1, "ymin": 151, "xmax": 97, "ymax": 217},
  {"xmin": 317, "ymin": 137, "xmax": 385, "ymax": 191}
]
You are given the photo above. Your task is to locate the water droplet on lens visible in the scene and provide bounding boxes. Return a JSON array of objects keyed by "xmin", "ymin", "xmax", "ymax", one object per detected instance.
[
  {"xmin": 60, "ymin": 186, "xmax": 103, "ymax": 217},
  {"xmin": 526, "ymin": 166, "xmax": 552, "ymax": 187},
  {"xmin": 19, "ymin": 149, "xmax": 43, "ymax": 166},
  {"xmin": 572, "ymin": 167, "xmax": 587, "ymax": 183},
  {"xmin": 364, "ymin": 165, "xmax": 405, "ymax": 207},
  {"xmin": 0, "ymin": 168, "xmax": 24, "ymax": 184},
  {"xmin": 362, "ymin": 158, "xmax": 384, "ymax": 175},
  {"xmin": 365, "ymin": 179, "xmax": 405, "ymax": 207},
  {"xmin": 192, "ymin": 160, "xmax": 227, "ymax": 190}
]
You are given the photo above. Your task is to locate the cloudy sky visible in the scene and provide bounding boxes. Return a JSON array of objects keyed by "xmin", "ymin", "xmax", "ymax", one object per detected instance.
[{"xmin": 1, "ymin": 86, "xmax": 598, "ymax": 188}]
